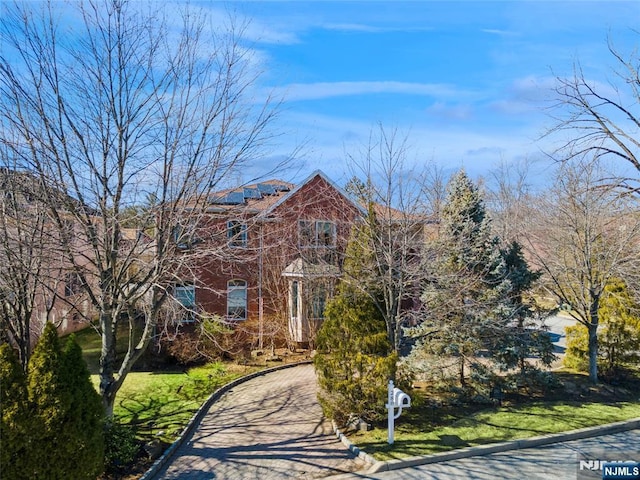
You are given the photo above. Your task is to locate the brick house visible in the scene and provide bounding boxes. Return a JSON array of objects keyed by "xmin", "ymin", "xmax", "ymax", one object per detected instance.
[{"xmin": 173, "ymin": 170, "xmax": 364, "ymax": 346}]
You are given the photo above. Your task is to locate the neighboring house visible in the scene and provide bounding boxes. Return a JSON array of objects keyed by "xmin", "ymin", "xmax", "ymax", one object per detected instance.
[
  {"xmin": 172, "ymin": 170, "xmax": 364, "ymax": 345},
  {"xmin": 0, "ymin": 168, "xmax": 92, "ymax": 360}
]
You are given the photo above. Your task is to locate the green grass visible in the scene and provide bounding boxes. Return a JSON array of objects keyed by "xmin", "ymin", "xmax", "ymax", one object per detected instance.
[
  {"xmin": 71, "ymin": 325, "xmax": 263, "ymax": 443},
  {"xmin": 92, "ymin": 362, "xmax": 261, "ymax": 443},
  {"xmin": 70, "ymin": 324, "xmax": 137, "ymax": 374},
  {"xmin": 351, "ymin": 401, "xmax": 640, "ymax": 460},
  {"xmin": 71, "ymin": 326, "xmax": 104, "ymax": 373}
]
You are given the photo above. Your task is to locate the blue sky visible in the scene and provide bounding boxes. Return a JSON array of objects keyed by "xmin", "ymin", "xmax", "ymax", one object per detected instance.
[{"xmin": 216, "ymin": 1, "xmax": 640, "ymax": 186}]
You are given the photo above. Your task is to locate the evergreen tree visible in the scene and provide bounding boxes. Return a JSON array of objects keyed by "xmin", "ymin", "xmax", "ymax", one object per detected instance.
[
  {"xmin": 61, "ymin": 335, "xmax": 105, "ymax": 479},
  {"xmin": 314, "ymin": 222, "xmax": 397, "ymax": 424},
  {"xmin": 26, "ymin": 323, "xmax": 106, "ymax": 478},
  {"xmin": 0, "ymin": 343, "xmax": 29, "ymax": 479},
  {"xmin": 410, "ymin": 170, "xmax": 514, "ymax": 387},
  {"xmin": 26, "ymin": 322, "xmax": 71, "ymax": 479},
  {"xmin": 491, "ymin": 241, "xmax": 554, "ymax": 378}
]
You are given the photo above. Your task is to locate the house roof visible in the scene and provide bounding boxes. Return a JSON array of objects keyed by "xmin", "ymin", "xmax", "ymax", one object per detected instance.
[
  {"xmin": 205, "ymin": 170, "xmax": 365, "ymax": 217},
  {"xmin": 206, "ymin": 178, "xmax": 295, "ymax": 213}
]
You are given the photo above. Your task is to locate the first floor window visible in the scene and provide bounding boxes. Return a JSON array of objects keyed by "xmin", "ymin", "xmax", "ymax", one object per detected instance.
[
  {"xmin": 290, "ymin": 281, "xmax": 299, "ymax": 318},
  {"xmin": 175, "ymin": 284, "xmax": 196, "ymax": 322},
  {"xmin": 227, "ymin": 279, "xmax": 247, "ymax": 320},
  {"xmin": 310, "ymin": 283, "xmax": 328, "ymax": 319}
]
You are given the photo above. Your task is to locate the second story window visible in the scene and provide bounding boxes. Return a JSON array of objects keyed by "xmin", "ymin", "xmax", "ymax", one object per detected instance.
[
  {"xmin": 298, "ymin": 220, "xmax": 336, "ymax": 248},
  {"xmin": 172, "ymin": 220, "xmax": 197, "ymax": 250},
  {"xmin": 227, "ymin": 220, "xmax": 247, "ymax": 248},
  {"xmin": 316, "ymin": 221, "xmax": 336, "ymax": 247},
  {"xmin": 64, "ymin": 272, "xmax": 83, "ymax": 297}
]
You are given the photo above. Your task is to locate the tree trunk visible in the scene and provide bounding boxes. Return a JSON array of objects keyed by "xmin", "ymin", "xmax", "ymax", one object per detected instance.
[
  {"xmin": 587, "ymin": 322, "xmax": 599, "ymax": 384},
  {"xmin": 99, "ymin": 310, "xmax": 117, "ymax": 418}
]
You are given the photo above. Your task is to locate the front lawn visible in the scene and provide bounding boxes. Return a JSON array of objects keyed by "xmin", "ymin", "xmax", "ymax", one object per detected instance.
[
  {"xmin": 350, "ymin": 370, "xmax": 640, "ymax": 460},
  {"xmin": 94, "ymin": 362, "xmax": 261, "ymax": 443},
  {"xmin": 351, "ymin": 400, "xmax": 640, "ymax": 460}
]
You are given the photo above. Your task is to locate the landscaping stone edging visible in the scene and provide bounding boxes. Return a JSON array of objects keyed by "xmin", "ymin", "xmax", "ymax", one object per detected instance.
[
  {"xmin": 139, "ymin": 360, "xmax": 313, "ymax": 480},
  {"xmin": 355, "ymin": 416, "xmax": 640, "ymax": 473}
]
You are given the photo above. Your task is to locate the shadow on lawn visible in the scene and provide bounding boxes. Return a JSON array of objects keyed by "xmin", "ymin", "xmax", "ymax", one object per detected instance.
[
  {"xmin": 353, "ymin": 369, "xmax": 640, "ymax": 460},
  {"xmin": 115, "ymin": 374, "xmax": 235, "ymax": 441}
]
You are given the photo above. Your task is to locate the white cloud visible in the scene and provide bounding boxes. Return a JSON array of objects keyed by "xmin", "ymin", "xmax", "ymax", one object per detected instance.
[
  {"xmin": 268, "ymin": 81, "xmax": 474, "ymax": 102},
  {"xmin": 481, "ymin": 28, "xmax": 519, "ymax": 37},
  {"xmin": 322, "ymin": 23, "xmax": 386, "ymax": 33}
]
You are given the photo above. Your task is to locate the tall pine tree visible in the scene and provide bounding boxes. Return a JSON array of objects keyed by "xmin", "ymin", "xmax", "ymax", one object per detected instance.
[
  {"xmin": 483, "ymin": 241, "xmax": 556, "ymax": 388},
  {"xmin": 410, "ymin": 170, "xmax": 514, "ymax": 387}
]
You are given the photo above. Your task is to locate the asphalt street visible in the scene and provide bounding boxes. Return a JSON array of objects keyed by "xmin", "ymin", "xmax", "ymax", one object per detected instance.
[{"xmin": 325, "ymin": 428, "xmax": 640, "ymax": 480}]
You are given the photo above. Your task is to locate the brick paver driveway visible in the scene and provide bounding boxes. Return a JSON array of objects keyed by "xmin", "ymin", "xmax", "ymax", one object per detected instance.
[{"xmin": 153, "ymin": 364, "xmax": 364, "ymax": 479}]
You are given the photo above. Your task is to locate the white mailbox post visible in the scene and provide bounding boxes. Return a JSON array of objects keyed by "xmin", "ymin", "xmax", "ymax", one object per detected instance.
[{"xmin": 386, "ymin": 379, "xmax": 411, "ymax": 445}]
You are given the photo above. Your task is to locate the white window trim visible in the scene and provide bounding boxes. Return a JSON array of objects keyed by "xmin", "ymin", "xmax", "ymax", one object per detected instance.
[
  {"xmin": 227, "ymin": 220, "xmax": 248, "ymax": 248},
  {"xmin": 227, "ymin": 279, "xmax": 247, "ymax": 320}
]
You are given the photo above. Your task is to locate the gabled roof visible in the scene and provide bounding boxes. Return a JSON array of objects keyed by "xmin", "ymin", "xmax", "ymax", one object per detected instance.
[
  {"xmin": 262, "ymin": 170, "xmax": 366, "ymax": 217},
  {"xmin": 205, "ymin": 179, "xmax": 295, "ymax": 213},
  {"xmin": 205, "ymin": 170, "xmax": 365, "ymax": 217},
  {"xmin": 281, "ymin": 257, "xmax": 341, "ymax": 278}
]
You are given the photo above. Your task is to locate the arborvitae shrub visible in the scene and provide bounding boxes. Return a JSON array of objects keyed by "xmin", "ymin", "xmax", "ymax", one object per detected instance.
[{"xmin": 0, "ymin": 343, "xmax": 29, "ymax": 479}]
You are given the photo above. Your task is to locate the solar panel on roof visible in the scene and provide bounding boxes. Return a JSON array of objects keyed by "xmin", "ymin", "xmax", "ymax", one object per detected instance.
[
  {"xmin": 257, "ymin": 183, "xmax": 277, "ymax": 195},
  {"xmin": 243, "ymin": 188, "xmax": 262, "ymax": 199},
  {"xmin": 210, "ymin": 191, "xmax": 245, "ymax": 205},
  {"xmin": 272, "ymin": 184, "xmax": 291, "ymax": 192}
]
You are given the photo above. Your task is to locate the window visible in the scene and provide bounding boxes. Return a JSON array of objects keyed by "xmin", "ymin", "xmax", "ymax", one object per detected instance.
[
  {"xmin": 310, "ymin": 283, "xmax": 327, "ymax": 319},
  {"xmin": 316, "ymin": 221, "xmax": 336, "ymax": 247},
  {"xmin": 298, "ymin": 220, "xmax": 315, "ymax": 247},
  {"xmin": 175, "ymin": 284, "xmax": 196, "ymax": 322},
  {"xmin": 227, "ymin": 280, "xmax": 247, "ymax": 320},
  {"xmin": 298, "ymin": 220, "xmax": 336, "ymax": 248},
  {"xmin": 290, "ymin": 281, "xmax": 299, "ymax": 318},
  {"xmin": 227, "ymin": 220, "xmax": 247, "ymax": 247},
  {"xmin": 64, "ymin": 273, "xmax": 83, "ymax": 297},
  {"xmin": 172, "ymin": 221, "xmax": 197, "ymax": 250}
]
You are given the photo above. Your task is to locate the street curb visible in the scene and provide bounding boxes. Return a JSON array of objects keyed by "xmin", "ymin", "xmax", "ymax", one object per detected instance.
[
  {"xmin": 363, "ymin": 417, "xmax": 640, "ymax": 473},
  {"xmin": 332, "ymin": 420, "xmax": 379, "ymax": 466},
  {"xmin": 139, "ymin": 360, "xmax": 313, "ymax": 480}
]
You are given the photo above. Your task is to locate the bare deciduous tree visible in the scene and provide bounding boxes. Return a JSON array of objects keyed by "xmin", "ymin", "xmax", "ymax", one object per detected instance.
[
  {"xmin": 0, "ymin": 0, "xmax": 282, "ymax": 415},
  {"xmin": 549, "ymin": 37, "xmax": 640, "ymax": 194},
  {"xmin": 524, "ymin": 158, "xmax": 640, "ymax": 383},
  {"xmin": 345, "ymin": 125, "xmax": 431, "ymax": 352},
  {"xmin": 0, "ymin": 165, "xmax": 57, "ymax": 371},
  {"xmin": 487, "ymin": 157, "xmax": 537, "ymax": 245}
]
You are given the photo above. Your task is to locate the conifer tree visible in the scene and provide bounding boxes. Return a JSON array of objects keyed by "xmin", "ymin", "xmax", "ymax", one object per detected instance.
[
  {"xmin": 25, "ymin": 323, "xmax": 106, "ymax": 478},
  {"xmin": 0, "ymin": 343, "xmax": 29, "ymax": 479},
  {"xmin": 61, "ymin": 335, "xmax": 105, "ymax": 479},
  {"xmin": 314, "ymin": 222, "xmax": 397, "ymax": 424},
  {"xmin": 491, "ymin": 241, "xmax": 554, "ymax": 377},
  {"xmin": 410, "ymin": 170, "xmax": 514, "ymax": 387},
  {"xmin": 26, "ymin": 322, "xmax": 71, "ymax": 478}
]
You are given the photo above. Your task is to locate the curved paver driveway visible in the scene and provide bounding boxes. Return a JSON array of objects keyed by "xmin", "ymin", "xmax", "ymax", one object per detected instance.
[{"xmin": 153, "ymin": 364, "xmax": 364, "ymax": 479}]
